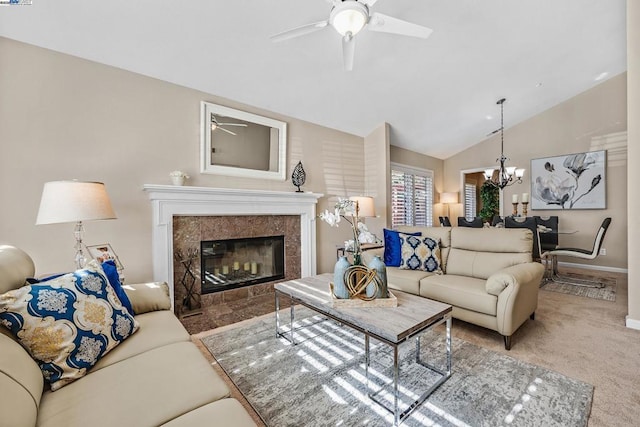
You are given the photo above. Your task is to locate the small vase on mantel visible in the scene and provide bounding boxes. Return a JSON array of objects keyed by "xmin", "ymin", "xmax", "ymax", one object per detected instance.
[
  {"xmin": 332, "ymin": 256, "xmax": 351, "ymax": 299},
  {"xmin": 368, "ymin": 255, "xmax": 388, "ymax": 298},
  {"xmin": 169, "ymin": 170, "xmax": 189, "ymax": 186}
]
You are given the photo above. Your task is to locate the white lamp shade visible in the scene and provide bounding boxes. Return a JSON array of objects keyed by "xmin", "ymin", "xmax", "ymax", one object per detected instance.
[
  {"xmin": 515, "ymin": 168, "xmax": 526, "ymax": 178},
  {"xmin": 440, "ymin": 192, "xmax": 458, "ymax": 204},
  {"xmin": 484, "ymin": 169, "xmax": 495, "ymax": 180},
  {"xmin": 349, "ymin": 196, "xmax": 375, "ymax": 217},
  {"xmin": 36, "ymin": 181, "xmax": 117, "ymax": 225}
]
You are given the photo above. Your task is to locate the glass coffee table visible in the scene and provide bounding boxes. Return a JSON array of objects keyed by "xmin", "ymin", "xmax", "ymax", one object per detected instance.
[{"xmin": 275, "ymin": 274, "xmax": 452, "ymax": 426}]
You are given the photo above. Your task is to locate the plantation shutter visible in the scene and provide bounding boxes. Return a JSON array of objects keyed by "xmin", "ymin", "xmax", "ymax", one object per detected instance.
[
  {"xmin": 390, "ymin": 164, "xmax": 434, "ymax": 228},
  {"xmin": 464, "ymin": 183, "xmax": 477, "ymax": 220}
]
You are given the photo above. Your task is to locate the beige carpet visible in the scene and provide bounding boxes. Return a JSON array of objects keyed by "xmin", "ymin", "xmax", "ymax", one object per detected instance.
[{"xmin": 193, "ymin": 268, "xmax": 640, "ymax": 426}]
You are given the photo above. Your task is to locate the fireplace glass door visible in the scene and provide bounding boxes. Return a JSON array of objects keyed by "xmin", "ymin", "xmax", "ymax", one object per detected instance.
[{"xmin": 201, "ymin": 235, "xmax": 285, "ymax": 294}]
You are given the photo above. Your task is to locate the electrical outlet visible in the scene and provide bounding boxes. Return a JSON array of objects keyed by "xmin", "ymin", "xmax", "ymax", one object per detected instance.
[{"xmin": 599, "ymin": 248, "xmax": 607, "ymax": 256}]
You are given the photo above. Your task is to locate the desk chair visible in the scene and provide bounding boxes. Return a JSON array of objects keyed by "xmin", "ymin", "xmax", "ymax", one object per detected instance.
[
  {"xmin": 505, "ymin": 217, "xmax": 541, "ymax": 261},
  {"xmin": 544, "ymin": 217, "xmax": 611, "ymax": 288},
  {"xmin": 457, "ymin": 217, "xmax": 483, "ymax": 228}
]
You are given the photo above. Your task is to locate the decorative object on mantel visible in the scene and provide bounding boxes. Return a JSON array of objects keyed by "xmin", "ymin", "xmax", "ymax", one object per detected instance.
[
  {"xmin": 169, "ymin": 170, "xmax": 189, "ymax": 186},
  {"xmin": 484, "ymin": 98, "xmax": 525, "ymax": 190},
  {"xmin": 531, "ymin": 150, "xmax": 606, "ymax": 210},
  {"xmin": 174, "ymin": 247, "xmax": 202, "ymax": 318},
  {"xmin": 291, "ymin": 161, "xmax": 306, "ymax": 192}
]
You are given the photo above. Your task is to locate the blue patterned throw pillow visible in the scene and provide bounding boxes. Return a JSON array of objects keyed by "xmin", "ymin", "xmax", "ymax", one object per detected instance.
[
  {"xmin": 383, "ymin": 229, "xmax": 422, "ymax": 267},
  {"xmin": 399, "ymin": 235, "xmax": 443, "ymax": 273},
  {"xmin": 0, "ymin": 260, "xmax": 139, "ymax": 390}
]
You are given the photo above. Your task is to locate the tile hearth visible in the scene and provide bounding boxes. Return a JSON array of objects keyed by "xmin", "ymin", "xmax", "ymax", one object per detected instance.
[{"xmin": 179, "ymin": 292, "xmax": 291, "ymax": 334}]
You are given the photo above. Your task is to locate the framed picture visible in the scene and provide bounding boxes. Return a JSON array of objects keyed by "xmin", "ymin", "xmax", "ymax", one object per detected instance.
[
  {"xmin": 86, "ymin": 243, "xmax": 124, "ymax": 270},
  {"xmin": 530, "ymin": 150, "xmax": 606, "ymax": 210}
]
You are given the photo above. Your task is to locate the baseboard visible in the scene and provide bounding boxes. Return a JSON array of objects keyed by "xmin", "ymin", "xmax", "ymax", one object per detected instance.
[
  {"xmin": 626, "ymin": 316, "xmax": 640, "ymax": 330},
  {"xmin": 558, "ymin": 261, "xmax": 628, "ymax": 274}
]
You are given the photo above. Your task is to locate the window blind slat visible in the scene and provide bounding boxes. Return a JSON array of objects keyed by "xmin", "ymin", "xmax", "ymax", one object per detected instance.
[
  {"xmin": 390, "ymin": 165, "xmax": 434, "ymax": 228},
  {"xmin": 464, "ymin": 183, "xmax": 477, "ymax": 221}
]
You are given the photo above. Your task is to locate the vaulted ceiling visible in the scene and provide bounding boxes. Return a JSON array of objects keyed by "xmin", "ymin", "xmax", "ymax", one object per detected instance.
[{"xmin": 0, "ymin": 0, "xmax": 627, "ymax": 159}]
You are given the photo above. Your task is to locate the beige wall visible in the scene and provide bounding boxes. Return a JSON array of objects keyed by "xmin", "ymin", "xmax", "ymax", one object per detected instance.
[
  {"xmin": 627, "ymin": 2, "xmax": 640, "ymax": 326},
  {"xmin": 364, "ymin": 123, "xmax": 390, "ymax": 238},
  {"xmin": 444, "ymin": 74, "xmax": 628, "ymax": 269},
  {"xmin": 389, "ymin": 145, "xmax": 445, "ymax": 225},
  {"xmin": 0, "ymin": 37, "xmax": 364, "ymax": 281}
]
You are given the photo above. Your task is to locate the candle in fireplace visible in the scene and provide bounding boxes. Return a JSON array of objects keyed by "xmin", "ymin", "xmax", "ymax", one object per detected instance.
[
  {"xmin": 244, "ymin": 262, "xmax": 250, "ymax": 271},
  {"xmin": 251, "ymin": 262, "xmax": 257, "ymax": 275},
  {"xmin": 233, "ymin": 261, "xmax": 240, "ymax": 271},
  {"xmin": 222, "ymin": 265, "xmax": 229, "ymax": 275}
]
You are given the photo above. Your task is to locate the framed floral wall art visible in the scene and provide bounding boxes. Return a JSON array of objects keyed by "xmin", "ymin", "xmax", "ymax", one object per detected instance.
[{"xmin": 531, "ymin": 150, "xmax": 606, "ymax": 210}]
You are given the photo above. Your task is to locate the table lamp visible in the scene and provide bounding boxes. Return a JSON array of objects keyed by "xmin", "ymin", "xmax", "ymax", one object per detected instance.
[
  {"xmin": 440, "ymin": 192, "xmax": 458, "ymax": 218},
  {"xmin": 36, "ymin": 180, "xmax": 117, "ymax": 269},
  {"xmin": 349, "ymin": 196, "xmax": 375, "ymax": 219}
]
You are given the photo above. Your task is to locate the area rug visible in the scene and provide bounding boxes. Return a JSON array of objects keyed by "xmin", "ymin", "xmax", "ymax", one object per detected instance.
[
  {"xmin": 541, "ymin": 272, "xmax": 616, "ymax": 301},
  {"xmin": 201, "ymin": 308, "xmax": 593, "ymax": 427}
]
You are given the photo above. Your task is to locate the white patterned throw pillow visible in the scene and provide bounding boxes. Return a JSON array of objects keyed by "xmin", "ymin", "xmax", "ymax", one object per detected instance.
[
  {"xmin": 399, "ymin": 235, "xmax": 443, "ymax": 273},
  {"xmin": 0, "ymin": 260, "xmax": 139, "ymax": 390}
]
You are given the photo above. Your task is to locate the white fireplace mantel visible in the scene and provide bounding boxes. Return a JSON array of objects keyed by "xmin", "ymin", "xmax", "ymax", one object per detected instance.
[{"xmin": 143, "ymin": 185, "xmax": 323, "ymax": 307}]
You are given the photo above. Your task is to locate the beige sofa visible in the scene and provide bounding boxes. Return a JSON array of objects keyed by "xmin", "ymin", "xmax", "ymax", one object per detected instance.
[
  {"xmin": 364, "ymin": 226, "xmax": 545, "ymax": 350},
  {"xmin": 0, "ymin": 245, "xmax": 256, "ymax": 427}
]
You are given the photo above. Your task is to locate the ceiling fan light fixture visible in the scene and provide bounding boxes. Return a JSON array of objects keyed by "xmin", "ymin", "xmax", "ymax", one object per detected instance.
[{"xmin": 330, "ymin": 2, "xmax": 368, "ymax": 36}]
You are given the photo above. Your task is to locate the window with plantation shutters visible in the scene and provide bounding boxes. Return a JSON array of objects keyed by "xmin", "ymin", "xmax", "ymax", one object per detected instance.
[
  {"xmin": 464, "ymin": 183, "xmax": 477, "ymax": 220},
  {"xmin": 390, "ymin": 163, "xmax": 434, "ymax": 228}
]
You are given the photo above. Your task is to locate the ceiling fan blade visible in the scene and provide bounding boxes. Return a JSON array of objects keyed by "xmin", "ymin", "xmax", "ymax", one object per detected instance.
[
  {"xmin": 342, "ymin": 34, "xmax": 356, "ymax": 71},
  {"xmin": 368, "ymin": 12, "xmax": 433, "ymax": 39},
  {"xmin": 218, "ymin": 123, "xmax": 248, "ymax": 127},
  {"xmin": 218, "ymin": 127, "xmax": 237, "ymax": 136},
  {"xmin": 270, "ymin": 21, "xmax": 329, "ymax": 42},
  {"xmin": 359, "ymin": 0, "xmax": 380, "ymax": 6}
]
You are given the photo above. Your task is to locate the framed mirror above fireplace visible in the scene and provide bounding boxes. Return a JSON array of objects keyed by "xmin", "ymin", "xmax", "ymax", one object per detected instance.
[{"xmin": 200, "ymin": 101, "xmax": 287, "ymax": 180}]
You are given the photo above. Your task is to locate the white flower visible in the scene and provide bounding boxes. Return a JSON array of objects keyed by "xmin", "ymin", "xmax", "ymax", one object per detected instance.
[
  {"xmin": 344, "ymin": 240, "xmax": 355, "ymax": 251},
  {"xmin": 169, "ymin": 170, "xmax": 190, "ymax": 179},
  {"xmin": 319, "ymin": 209, "xmax": 341, "ymax": 227},
  {"xmin": 359, "ymin": 230, "xmax": 376, "ymax": 244}
]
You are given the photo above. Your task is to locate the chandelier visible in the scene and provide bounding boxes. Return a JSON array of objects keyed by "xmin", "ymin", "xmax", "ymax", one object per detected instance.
[{"xmin": 483, "ymin": 98, "xmax": 525, "ymax": 190}]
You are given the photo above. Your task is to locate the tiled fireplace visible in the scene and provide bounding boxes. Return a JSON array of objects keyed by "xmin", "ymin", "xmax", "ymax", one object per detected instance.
[
  {"xmin": 173, "ymin": 215, "xmax": 299, "ymax": 313},
  {"xmin": 143, "ymin": 185, "xmax": 323, "ymax": 313}
]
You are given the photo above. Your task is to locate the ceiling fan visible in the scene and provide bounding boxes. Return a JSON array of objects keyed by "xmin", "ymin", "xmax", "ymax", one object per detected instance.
[
  {"xmin": 270, "ymin": 0, "xmax": 433, "ymax": 71},
  {"xmin": 210, "ymin": 114, "xmax": 248, "ymax": 136}
]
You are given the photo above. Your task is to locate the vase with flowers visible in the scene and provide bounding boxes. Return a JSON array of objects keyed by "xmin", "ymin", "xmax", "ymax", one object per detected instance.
[{"xmin": 319, "ymin": 198, "xmax": 376, "ymax": 265}]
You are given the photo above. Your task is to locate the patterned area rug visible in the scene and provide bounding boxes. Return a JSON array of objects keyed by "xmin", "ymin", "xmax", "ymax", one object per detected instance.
[
  {"xmin": 541, "ymin": 272, "xmax": 616, "ymax": 301},
  {"xmin": 201, "ymin": 308, "xmax": 593, "ymax": 427}
]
